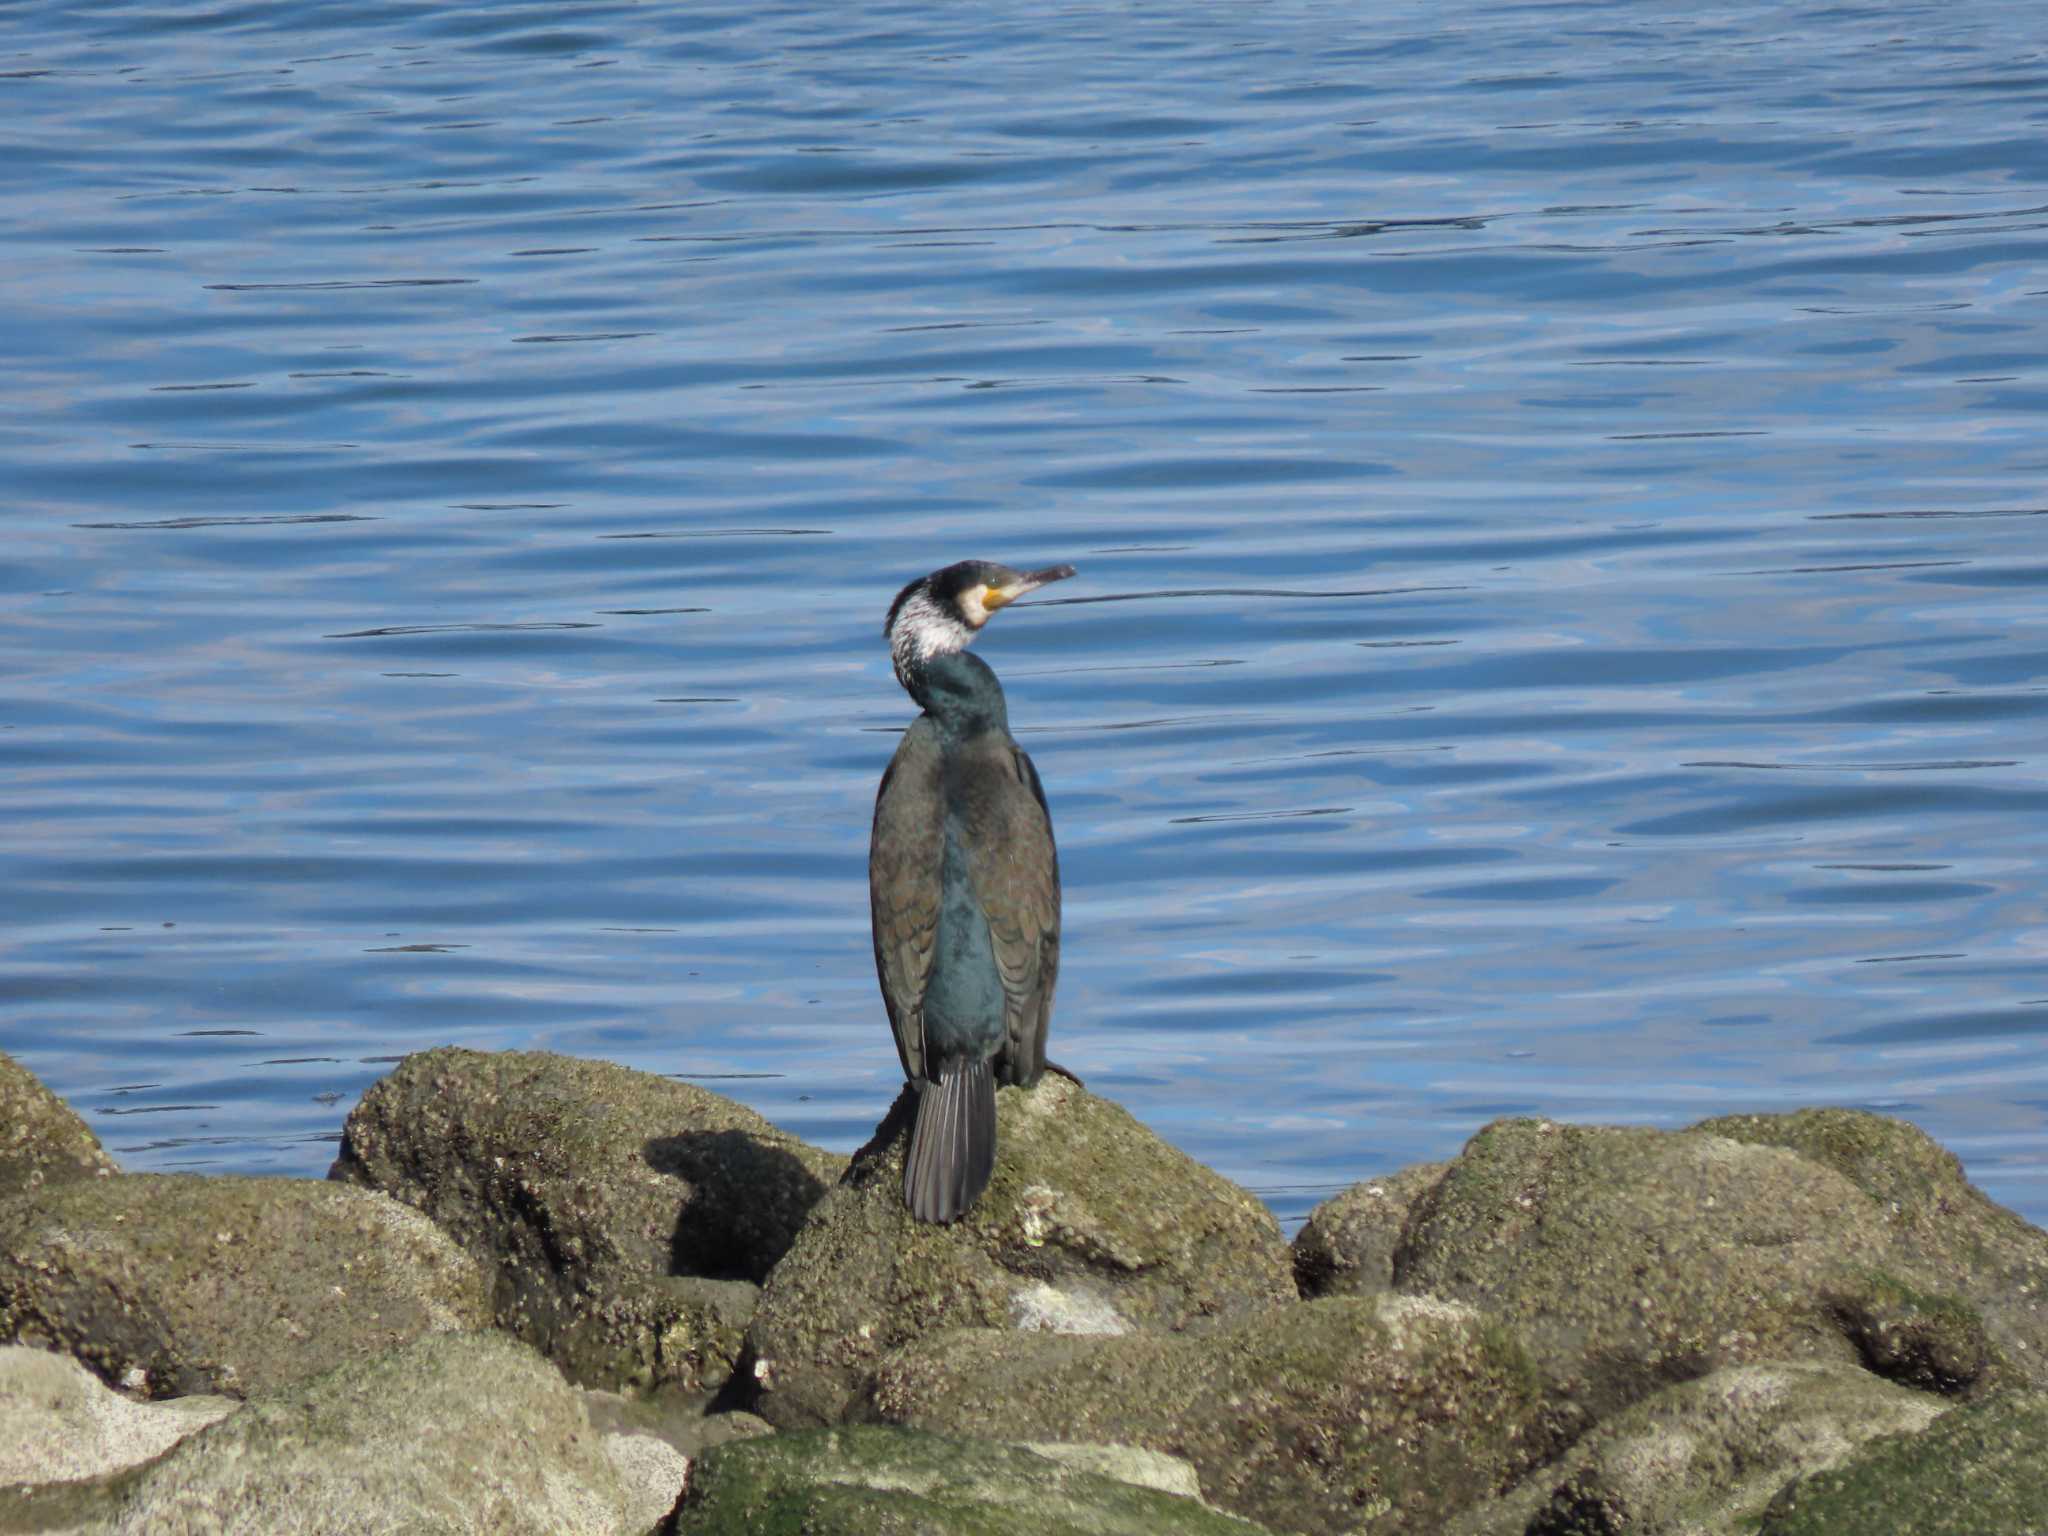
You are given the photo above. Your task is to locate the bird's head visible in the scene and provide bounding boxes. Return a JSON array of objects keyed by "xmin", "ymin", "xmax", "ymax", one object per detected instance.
[{"xmin": 884, "ymin": 559, "xmax": 1076, "ymax": 689}]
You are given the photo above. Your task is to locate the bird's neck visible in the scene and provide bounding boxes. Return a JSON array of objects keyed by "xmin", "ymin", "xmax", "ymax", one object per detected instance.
[{"xmin": 902, "ymin": 649, "xmax": 1009, "ymax": 738}]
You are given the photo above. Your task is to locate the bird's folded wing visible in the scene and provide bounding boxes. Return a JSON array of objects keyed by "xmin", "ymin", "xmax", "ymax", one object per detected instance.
[
  {"xmin": 870, "ymin": 723, "xmax": 946, "ymax": 1082},
  {"xmin": 963, "ymin": 741, "xmax": 1061, "ymax": 1083}
]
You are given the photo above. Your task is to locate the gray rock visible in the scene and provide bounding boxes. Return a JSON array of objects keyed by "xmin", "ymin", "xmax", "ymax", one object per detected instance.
[
  {"xmin": 331, "ymin": 1047, "xmax": 840, "ymax": 1393},
  {"xmin": 1292, "ymin": 1161, "xmax": 1448, "ymax": 1299},
  {"xmin": 0, "ymin": 1174, "xmax": 489, "ymax": 1398},
  {"xmin": 0, "ymin": 1051, "xmax": 116, "ymax": 1200},
  {"xmin": 580, "ymin": 1387, "xmax": 776, "ymax": 1461},
  {"xmin": 744, "ymin": 1074, "xmax": 1295, "ymax": 1428},
  {"xmin": 673, "ymin": 1424, "xmax": 1276, "ymax": 1535},
  {"xmin": 871, "ymin": 1293, "xmax": 1564, "ymax": 1536},
  {"xmin": 1447, "ymin": 1360, "xmax": 1950, "ymax": 1536},
  {"xmin": 69, "ymin": 1331, "xmax": 640, "ymax": 1536},
  {"xmin": 0, "ymin": 1345, "xmax": 234, "ymax": 1485},
  {"xmin": 1392, "ymin": 1118, "xmax": 1887, "ymax": 1418},
  {"xmin": 1758, "ymin": 1388, "xmax": 2048, "ymax": 1536}
]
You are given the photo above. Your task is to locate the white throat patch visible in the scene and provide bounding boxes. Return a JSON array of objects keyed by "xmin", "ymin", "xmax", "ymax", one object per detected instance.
[{"xmin": 889, "ymin": 585, "xmax": 976, "ymax": 687}]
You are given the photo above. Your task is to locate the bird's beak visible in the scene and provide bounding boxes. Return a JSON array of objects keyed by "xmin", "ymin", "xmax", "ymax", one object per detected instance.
[{"xmin": 983, "ymin": 564, "xmax": 1078, "ymax": 612}]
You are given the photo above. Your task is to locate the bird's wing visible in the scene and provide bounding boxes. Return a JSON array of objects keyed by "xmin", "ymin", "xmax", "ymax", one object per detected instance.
[
  {"xmin": 961, "ymin": 737, "xmax": 1060, "ymax": 1085},
  {"xmin": 870, "ymin": 720, "xmax": 945, "ymax": 1083}
]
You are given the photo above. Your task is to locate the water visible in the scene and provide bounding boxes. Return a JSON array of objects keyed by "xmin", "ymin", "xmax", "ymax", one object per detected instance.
[{"xmin": 5, "ymin": 0, "xmax": 2048, "ymax": 1232}]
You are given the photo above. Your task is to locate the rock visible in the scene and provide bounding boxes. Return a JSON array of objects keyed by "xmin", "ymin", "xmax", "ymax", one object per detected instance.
[
  {"xmin": 1293, "ymin": 1161, "xmax": 1448, "ymax": 1299},
  {"xmin": 0, "ymin": 1345, "xmax": 235, "ymax": 1485},
  {"xmin": 600, "ymin": 1429, "xmax": 690, "ymax": 1536},
  {"xmin": 871, "ymin": 1294, "xmax": 1564, "ymax": 1536},
  {"xmin": 673, "ymin": 1424, "xmax": 1276, "ymax": 1535},
  {"xmin": 331, "ymin": 1047, "xmax": 840, "ymax": 1393},
  {"xmin": 0, "ymin": 1051, "xmax": 117, "ymax": 1199},
  {"xmin": 1023, "ymin": 1442, "xmax": 1207, "ymax": 1502},
  {"xmin": 1827, "ymin": 1269, "xmax": 1992, "ymax": 1395},
  {"xmin": 59, "ymin": 1331, "xmax": 643, "ymax": 1536},
  {"xmin": 1701, "ymin": 1109, "xmax": 2048, "ymax": 1388},
  {"xmin": 0, "ymin": 1174, "xmax": 489, "ymax": 1398},
  {"xmin": 1391, "ymin": 1119, "xmax": 1887, "ymax": 1418},
  {"xmin": 744, "ymin": 1075, "xmax": 1295, "ymax": 1427},
  {"xmin": 580, "ymin": 1386, "xmax": 776, "ymax": 1461},
  {"xmin": 1447, "ymin": 1360, "xmax": 1950, "ymax": 1536},
  {"xmin": 1758, "ymin": 1389, "xmax": 2048, "ymax": 1536}
]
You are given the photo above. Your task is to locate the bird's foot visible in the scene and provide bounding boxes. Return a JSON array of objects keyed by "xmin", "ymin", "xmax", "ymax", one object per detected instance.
[{"xmin": 1041, "ymin": 1059, "xmax": 1086, "ymax": 1088}]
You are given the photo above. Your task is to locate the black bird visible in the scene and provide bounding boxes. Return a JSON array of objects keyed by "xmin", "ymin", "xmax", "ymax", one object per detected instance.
[{"xmin": 870, "ymin": 559, "xmax": 1075, "ymax": 1223}]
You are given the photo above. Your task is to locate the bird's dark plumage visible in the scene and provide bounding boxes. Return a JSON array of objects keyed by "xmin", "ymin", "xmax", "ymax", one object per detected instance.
[{"xmin": 871, "ymin": 561, "xmax": 1071, "ymax": 1223}]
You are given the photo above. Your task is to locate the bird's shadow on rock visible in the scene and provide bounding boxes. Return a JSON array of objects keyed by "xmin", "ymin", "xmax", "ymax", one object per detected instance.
[{"xmin": 641, "ymin": 1130, "xmax": 836, "ymax": 1283}]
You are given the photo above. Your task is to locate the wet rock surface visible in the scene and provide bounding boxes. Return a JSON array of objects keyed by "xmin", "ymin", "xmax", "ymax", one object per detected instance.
[
  {"xmin": 0, "ymin": 1173, "xmax": 490, "ymax": 1398},
  {"xmin": 331, "ymin": 1046, "xmax": 837, "ymax": 1393},
  {"xmin": 743, "ymin": 1073, "xmax": 1295, "ymax": 1428}
]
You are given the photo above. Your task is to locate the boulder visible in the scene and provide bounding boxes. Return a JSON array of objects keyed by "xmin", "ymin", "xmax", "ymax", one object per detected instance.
[
  {"xmin": 744, "ymin": 1075, "xmax": 1295, "ymax": 1427},
  {"xmin": 1293, "ymin": 1161, "xmax": 1448, "ymax": 1299},
  {"xmin": 3, "ymin": 1331, "xmax": 657, "ymax": 1536},
  {"xmin": 1701, "ymin": 1109, "xmax": 2048, "ymax": 1388},
  {"xmin": 674, "ymin": 1424, "xmax": 1276, "ymax": 1535},
  {"xmin": 1758, "ymin": 1389, "xmax": 2048, "ymax": 1536},
  {"xmin": 0, "ymin": 1345, "xmax": 235, "ymax": 1485},
  {"xmin": 871, "ymin": 1294, "xmax": 1564, "ymax": 1536},
  {"xmin": 0, "ymin": 1051, "xmax": 116, "ymax": 1199},
  {"xmin": 331, "ymin": 1047, "xmax": 840, "ymax": 1393},
  {"xmin": 1447, "ymin": 1360, "xmax": 1950, "ymax": 1536},
  {"xmin": 1391, "ymin": 1119, "xmax": 1887, "ymax": 1417},
  {"xmin": 0, "ymin": 1174, "xmax": 489, "ymax": 1398}
]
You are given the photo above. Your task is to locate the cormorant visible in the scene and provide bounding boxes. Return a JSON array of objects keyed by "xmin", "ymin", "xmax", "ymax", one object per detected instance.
[{"xmin": 870, "ymin": 559, "xmax": 1075, "ymax": 1223}]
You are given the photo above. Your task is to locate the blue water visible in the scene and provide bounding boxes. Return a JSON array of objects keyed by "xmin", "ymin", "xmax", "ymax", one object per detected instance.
[{"xmin": 5, "ymin": 0, "xmax": 2048, "ymax": 1232}]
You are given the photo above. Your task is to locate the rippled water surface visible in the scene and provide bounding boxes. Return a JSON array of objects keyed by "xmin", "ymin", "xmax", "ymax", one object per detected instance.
[{"xmin": 6, "ymin": 0, "xmax": 2048, "ymax": 1227}]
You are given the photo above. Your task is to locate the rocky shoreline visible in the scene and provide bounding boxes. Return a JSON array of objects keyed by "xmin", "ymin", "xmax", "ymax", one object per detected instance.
[{"xmin": 3, "ymin": 1045, "xmax": 2045, "ymax": 1534}]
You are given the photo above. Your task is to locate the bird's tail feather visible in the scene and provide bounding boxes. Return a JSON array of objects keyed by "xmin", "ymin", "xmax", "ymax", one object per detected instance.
[{"xmin": 904, "ymin": 1056, "xmax": 996, "ymax": 1223}]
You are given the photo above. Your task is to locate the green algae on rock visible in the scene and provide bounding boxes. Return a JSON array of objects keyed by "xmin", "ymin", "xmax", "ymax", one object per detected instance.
[
  {"xmin": 871, "ymin": 1294, "xmax": 1564, "ymax": 1536},
  {"xmin": 331, "ymin": 1047, "xmax": 841, "ymax": 1394},
  {"xmin": 1448, "ymin": 1360, "xmax": 1951, "ymax": 1536},
  {"xmin": 0, "ymin": 1050, "xmax": 117, "ymax": 1200},
  {"xmin": 0, "ymin": 1174, "xmax": 489, "ymax": 1399},
  {"xmin": 1758, "ymin": 1389, "xmax": 2048, "ymax": 1536},
  {"xmin": 674, "ymin": 1424, "xmax": 1275, "ymax": 1536},
  {"xmin": 1700, "ymin": 1108, "xmax": 2048, "ymax": 1389},
  {"xmin": 743, "ymin": 1073, "xmax": 1294, "ymax": 1428},
  {"xmin": 1391, "ymin": 1118, "xmax": 1888, "ymax": 1419}
]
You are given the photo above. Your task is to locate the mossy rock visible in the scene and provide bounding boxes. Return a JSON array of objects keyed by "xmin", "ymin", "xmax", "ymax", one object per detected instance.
[
  {"xmin": 1293, "ymin": 1161, "xmax": 1448, "ymax": 1299},
  {"xmin": 1392, "ymin": 1119, "xmax": 1886, "ymax": 1419},
  {"xmin": 1758, "ymin": 1389, "xmax": 2048, "ymax": 1536},
  {"xmin": 744, "ymin": 1075, "xmax": 1294, "ymax": 1428},
  {"xmin": 332, "ymin": 1048, "xmax": 838, "ymax": 1393},
  {"xmin": 1701, "ymin": 1109, "xmax": 2048, "ymax": 1387},
  {"xmin": 0, "ymin": 1052, "xmax": 116, "ymax": 1200},
  {"xmin": 0, "ymin": 1345, "xmax": 235, "ymax": 1487},
  {"xmin": 675, "ymin": 1424, "xmax": 1275, "ymax": 1535},
  {"xmin": 0, "ymin": 1174, "xmax": 489, "ymax": 1398},
  {"xmin": 1449, "ymin": 1360, "xmax": 1950, "ymax": 1536},
  {"xmin": 871, "ymin": 1294, "xmax": 1566, "ymax": 1536}
]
